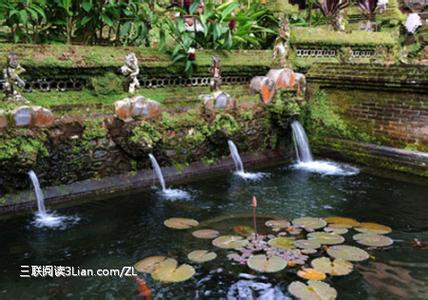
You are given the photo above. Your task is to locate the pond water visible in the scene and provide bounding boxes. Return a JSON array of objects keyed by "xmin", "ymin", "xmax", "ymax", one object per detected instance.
[{"xmin": 0, "ymin": 164, "xmax": 427, "ymax": 299}]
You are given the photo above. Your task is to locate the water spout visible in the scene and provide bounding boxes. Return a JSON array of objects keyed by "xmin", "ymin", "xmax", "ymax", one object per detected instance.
[
  {"xmin": 148, "ymin": 154, "xmax": 166, "ymax": 191},
  {"xmin": 148, "ymin": 154, "xmax": 190, "ymax": 200},
  {"xmin": 290, "ymin": 121, "xmax": 359, "ymax": 176},
  {"xmin": 28, "ymin": 170, "xmax": 79, "ymax": 229},
  {"xmin": 228, "ymin": 140, "xmax": 244, "ymax": 173},
  {"xmin": 291, "ymin": 120, "xmax": 313, "ymax": 163},
  {"xmin": 227, "ymin": 140, "xmax": 267, "ymax": 180},
  {"xmin": 28, "ymin": 170, "xmax": 47, "ymax": 216}
]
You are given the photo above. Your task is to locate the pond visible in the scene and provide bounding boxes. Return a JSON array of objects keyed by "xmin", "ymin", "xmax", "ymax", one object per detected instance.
[{"xmin": 0, "ymin": 164, "xmax": 427, "ymax": 299}]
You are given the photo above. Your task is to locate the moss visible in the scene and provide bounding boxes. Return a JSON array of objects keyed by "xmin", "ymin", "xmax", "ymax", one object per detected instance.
[
  {"xmin": 239, "ymin": 110, "xmax": 254, "ymax": 121},
  {"xmin": 72, "ymin": 119, "xmax": 108, "ymax": 154},
  {"xmin": 130, "ymin": 121, "xmax": 162, "ymax": 149},
  {"xmin": 0, "ymin": 135, "xmax": 48, "ymax": 162},
  {"xmin": 90, "ymin": 72, "xmax": 124, "ymax": 95},
  {"xmin": 212, "ymin": 113, "xmax": 240, "ymax": 136},
  {"xmin": 291, "ymin": 27, "xmax": 397, "ymax": 47}
]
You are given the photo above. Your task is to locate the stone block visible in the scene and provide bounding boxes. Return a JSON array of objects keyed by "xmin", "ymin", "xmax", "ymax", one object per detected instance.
[
  {"xmin": 114, "ymin": 98, "xmax": 133, "ymax": 122},
  {"xmin": 13, "ymin": 106, "xmax": 33, "ymax": 127},
  {"xmin": 33, "ymin": 107, "xmax": 54, "ymax": 127}
]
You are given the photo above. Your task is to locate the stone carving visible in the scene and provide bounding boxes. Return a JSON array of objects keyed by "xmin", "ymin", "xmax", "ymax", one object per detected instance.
[
  {"xmin": 272, "ymin": 16, "xmax": 290, "ymax": 67},
  {"xmin": 250, "ymin": 68, "xmax": 307, "ymax": 103},
  {"xmin": 10, "ymin": 106, "xmax": 54, "ymax": 127},
  {"xmin": 334, "ymin": 9, "xmax": 346, "ymax": 32},
  {"xmin": 120, "ymin": 53, "xmax": 140, "ymax": 94},
  {"xmin": 209, "ymin": 56, "xmax": 222, "ymax": 91},
  {"xmin": 202, "ymin": 91, "xmax": 236, "ymax": 113},
  {"xmin": 114, "ymin": 96, "xmax": 161, "ymax": 122},
  {"xmin": 2, "ymin": 52, "xmax": 28, "ymax": 103}
]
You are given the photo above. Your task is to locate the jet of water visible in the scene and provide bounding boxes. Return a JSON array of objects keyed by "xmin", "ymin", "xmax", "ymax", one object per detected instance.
[
  {"xmin": 228, "ymin": 140, "xmax": 244, "ymax": 173},
  {"xmin": 291, "ymin": 120, "xmax": 313, "ymax": 163},
  {"xmin": 28, "ymin": 170, "xmax": 47, "ymax": 216},
  {"xmin": 148, "ymin": 154, "xmax": 166, "ymax": 191}
]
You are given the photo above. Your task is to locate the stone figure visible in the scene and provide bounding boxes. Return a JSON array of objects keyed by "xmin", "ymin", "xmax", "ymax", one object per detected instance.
[
  {"xmin": 209, "ymin": 56, "xmax": 222, "ymax": 92},
  {"xmin": 272, "ymin": 16, "xmax": 290, "ymax": 67},
  {"xmin": 334, "ymin": 9, "xmax": 346, "ymax": 32},
  {"xmin": 2, "ymin": 52, "xmax": 27, "ymax": 103},
  {"xmin": 120, "ymin": 53, "xmax": 140, "ymax": 94},
  {"xmin": 377, "ymin": 0, "xmax": 388, "ymax": 13}
]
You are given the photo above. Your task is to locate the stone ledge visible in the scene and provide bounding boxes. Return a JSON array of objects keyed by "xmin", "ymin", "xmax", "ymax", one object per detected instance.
[
  {"xmin": 0, "ymin": 149, "xmax": 291, "ymax": 217},
  {"xmin": 313, "ymin": 138, "xmax": 428, "ymax": 177}
]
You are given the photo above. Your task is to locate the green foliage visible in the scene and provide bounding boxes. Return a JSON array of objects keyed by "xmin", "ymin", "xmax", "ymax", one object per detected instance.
[
  {"xmin": 82, "ymin": 119, "xmax": 107, "ymax": 141},
  {"xmin": 130, "ymin": 121, "xmax": 162, "ymax": 149},
  {"xmin": 267, "ymin": 94, "xmax": 301, "ymax": 129},
  {"xmin": 0, "ymin": 135, "xmax": 48, "ymax": 162},
  {"xmin": 90, "ymin": 72, "xmax": 123, "ymax": 95},
  {"xmin": 239, "ymin": 110, "xmax": 254, "ymax": 121},
  {"xmin": 212, "ymin": 113, "xmax": 240, "ymax": 136}
]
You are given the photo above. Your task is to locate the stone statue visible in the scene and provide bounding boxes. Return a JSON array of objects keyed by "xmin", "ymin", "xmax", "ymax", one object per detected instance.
[
  {"xmin": 273, "ymin": 16, "xmax": 290, "ymax": 67},
  {"xmin": 2, "ymin": 52, "xmax": 27, "ymax": 103},
  {"xmin": 120, "ymin": 53, "xmax": 140, "ymax": 94},
  {"xmin": 209, "ymin": 56, "xmax": 222, "ymax": 92},
  {"xmin": 334, "ymin": 9, "xmax": 346, "ymax": 32}
]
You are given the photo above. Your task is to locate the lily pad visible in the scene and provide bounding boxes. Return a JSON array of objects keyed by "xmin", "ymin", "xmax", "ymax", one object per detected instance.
[
  {"xmin": 324, "ymin": 226, "xmax": 348, "ymax": 235},
  {"xmin": 233, "ymin": 225, "xmax": 254, "ymax": 236},
  {"xmin": 353, "ymin": 233, "xmax": 394, "ymax": 247},
  {"xmin": 327, "ymin": 245, "xmax": 370, "ymax": 262},
  {"xmin": 212, "ymin": 235, "xmax": 249, "ymax": 249},
  {"xmin": 297, "ymin": 268, "xmax": 326, "ymax": 280},
  {"xmin": 192, "ymin": 229, "xmax": 220, "ymax": 239},
  {"xmin": 325, "ymin": 216, "xmax": 360, "ymax": 228},
  {"xmin": 311, "ymin": 257, "xmax": 353, "ymax": 276},
  {"xmin": 354, "ymin": 222, "xmax": 392, "ymax": 234},
  {"xmin": 134, "ymin": 256, "xmax": 167, "ymax": 273},
  {"xmin": 247, "ymin": 254, "xmax": 287, "ymax": 273},
  {"xmin": 265, "ymin": 219, "xmax": 290, "ymax": 232},
  {"xmin": 292, "ymin": 217, "xmax": 327, "ymax": 230},
  {"xmin": 301, "ymin": 248, "xmax": 318, "ymax": 255},
  {"xmin": 307, "ymin": 232, "xmax": 345, "ymax": 245},
  {"xmin": 187, "ymin": 250, "xmax": 217, "ymax": 263},
  {"xmin": 268, "ymin": 237, "xmax": 296, "ymax": 249},
  {"xmin": 151, "ymin": 258, "xmax": 195, "ymax": 283},
  {"xmin": 288, "ymin": 280, "xmax": 337, "ymax": 300},
  {"xmin": 164, "ymin": 218, "xmax": 199, "ymax": 229},
  {"xmin": 294, "ymin": 239, "xmax": 321, "ymax": 250}
]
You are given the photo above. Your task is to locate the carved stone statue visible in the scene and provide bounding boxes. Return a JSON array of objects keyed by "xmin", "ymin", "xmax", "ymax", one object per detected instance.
[
  {"xmin": 273, "ymin": 16, "xmax": 290, "ymax": 67},
  {"xmin": 209, "ymin": 56, "xmax": 222, "ymax": 92},
  {"xmin": 3, "ymin": 52, "xmax": 27, "ymax": 102},
  {"xmin": 120, "ymin": 53, "xmax": 140, "ymax": 94}
]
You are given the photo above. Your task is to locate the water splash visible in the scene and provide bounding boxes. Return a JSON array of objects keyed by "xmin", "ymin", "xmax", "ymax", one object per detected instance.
[
  {"xmin": 148, "ymin": 154, "xmax": 190, "ymax": 200},
  {"xmin": 290, "ymin": 121, "xmax": 359, "ymax": 176},
  {"xmin": 28, "ymin": 170, "xmax": 79, "ymax": 229},
  {"xmin": 227, "ymin": 140, "xmax": 267, "ymax": 181}
]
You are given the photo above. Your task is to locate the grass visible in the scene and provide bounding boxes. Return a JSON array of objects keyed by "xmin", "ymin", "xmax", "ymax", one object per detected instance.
[{"xmin": 291, "ymin": 27, "xmax": 397, "ymax": 47}]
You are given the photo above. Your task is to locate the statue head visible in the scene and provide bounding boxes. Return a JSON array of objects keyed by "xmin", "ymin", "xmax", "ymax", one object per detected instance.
[
  {"xmin": 125, "ymin": 53, "xmax": 138, "ymax": 67},
  {"xmin": 211, "ymin": 56, "xmax": 221, "ymax": 68},
  {"xmin": 7, "ymin": 52, "xmax": 19, "ymax": 68}
]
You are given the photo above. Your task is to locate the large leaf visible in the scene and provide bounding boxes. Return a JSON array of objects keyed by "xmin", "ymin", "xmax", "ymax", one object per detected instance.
[
  {"xmin": 247, "ymin": 255, "xmax": 287, "ymax": 273},
  {"xmin": 354, "ymin": 223, "xmax": 392, "ymax": 234},
  {"xmin": 135, "ymin": 256, "xmax": 167, "ymax": 273},
  {"xmin": 288, "ymin": 280, "xmax": 337, "ymax": 300},
  {"xmin": 188, "ymin": 250, "xmax": 217, "ymax": 263},
  {"xmin": 327, "ymin": 245, "xmax": 370, "ymax": 262},
  {"xmin": 292, "ymin": 217, "xmax": 327, "ymax": 230},
  {"xmin": 311, "ymin": 257, "xmax": 353, "ymax": 276},
  {"xmin": 307, "ymin": 232, "xmax": 345, "ymax": 245},
  {"xmin": 164, "ymin": 218, "xmax": 199, "ymax": 229},
  {"xmin": 212, "ymin": 235, "xmax": 249, "ymax": 249},
  {"xmin": 353, "ymin": 233, "xmax": 393, "ymax": 247},
  {"xmin": 151, "ymin": 258, "xmax": 195, "ymax": 283}
]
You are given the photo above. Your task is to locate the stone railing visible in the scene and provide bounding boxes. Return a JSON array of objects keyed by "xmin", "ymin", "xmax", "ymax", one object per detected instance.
[{"xmin": 295, "ymin": 48, "xmax": 376, "ymax": 58}]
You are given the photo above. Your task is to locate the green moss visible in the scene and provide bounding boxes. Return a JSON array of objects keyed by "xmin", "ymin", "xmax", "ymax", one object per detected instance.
[
  {"xmin": 72, "ymin": 119, "xmax": 108, "ymax": 154},
  {"xmin": 130, "ymin": 121, "xmax": 162, "ymax": 149},
  {"xmin": 291, "ymin": 27, "xmax": 397, "ymax": 47},
  {"xmin": 239, "ymin": 110, "xmax": 254, "ymax": 121},
  {"xmin": 90, "ymin": 72, "xmax": 124, "ymax": 95},
  {"xmin": 213, "ymin": 113, "xmax": 240, "ymax": 136},
  {"xmin": 0, "ymin": 135, "xmax": 48, "ymax": 162}
]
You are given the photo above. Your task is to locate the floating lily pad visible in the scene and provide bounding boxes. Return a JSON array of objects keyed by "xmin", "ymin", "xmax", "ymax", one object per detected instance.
[
  {"xmin": 354, "ymin": 222, "xmax": 392, "ymax": 234},
  {"xmin": 164, "ymin": 218, "xmax": 199, "ymax": 229},
  {"xmin": 307, "ymin": 232, "xmax": 345, "ymax": 245},
  {"xmin": 297, "ymin": 268, "xmax": 326, "ymax": 280},
  {"xmin": 292, "ymin": 217, "xmax": 327, "ymax": 230},
  {"xmin": 311, "ymin": 257, "xmax": 353, "ymax": 276},
  {"xmin": 301, "ymin": 248, "xmax": 318, "ymax": 255},
  {"xmin": 233, "ymin": 225, "xmax": 254, "ymax": 236},
  {"xmin": 268, "ymin": 237, "xmax": 296, "ymax": 249},
  {"xmin": 327, "ymin": 245, "xmax": 370, "ymax": 262},
  {"xmin": 192, "ymin": 229, "xmax": 220, "ymax": 239},
  {"xmin": 134, "ymin": 256, "xmax": 167, "ymax": 273},
  {"xmin": 247, "ymin": 254, "xmax": 287, "ymax": 273},
  {"xmin": 288, "ymin": 280, "xmax": 337, "ymax": 300},
  {"xmin": 353, "ymin": 233, "xmax": 394, "ymax": 247},
  {"xmin": 324, "ymin": 226, "xmax": 348, "ymax": 235},
  {"xmin": 287, "ymin": 226, "xmax": 303, "ymax": 235},
  {"xmin": 265, "ymin": 219, "xmax": 290, "ymax": 232},
  {"xmin": 294, "ymin": 239, "xmax": 321, "ymax": 250},
  {"xmin": 151, "ymin": 258, "xmax": 195, "ymax": 283},
  {"xmin": 325, "ymin": 216, "xmax": 360, "ymax": 228},
  {"xmin": 187, "ymin": 250, "xmax": 217, "ymax": 263},
  {"xmin": 212, "ymin": 235, "xmax": 249, "ymax": 249}
]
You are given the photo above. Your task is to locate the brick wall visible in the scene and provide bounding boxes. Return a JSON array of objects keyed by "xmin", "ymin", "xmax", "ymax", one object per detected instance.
[{"xmin": 326, "ymin": 89, "xmax": 428, "ymax": 151}]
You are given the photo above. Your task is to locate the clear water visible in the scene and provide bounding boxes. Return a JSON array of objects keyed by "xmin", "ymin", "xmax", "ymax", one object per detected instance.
[
  {"xmin": 1, "ymin": 164, "xmax": 427, "ymax": 299},
  {"xmin": 228, "ymin": 140, "xmax": 268, "ymax": 181}
]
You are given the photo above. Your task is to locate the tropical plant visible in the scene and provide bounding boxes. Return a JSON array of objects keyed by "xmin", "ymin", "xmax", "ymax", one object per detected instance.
[
  {"xmin": 356, "ymin": 0, "xmax": 378, "ymax": 31},
  {"xmin": 314, "ymin": 0, "xmax": 349, "ymax": 31}
]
